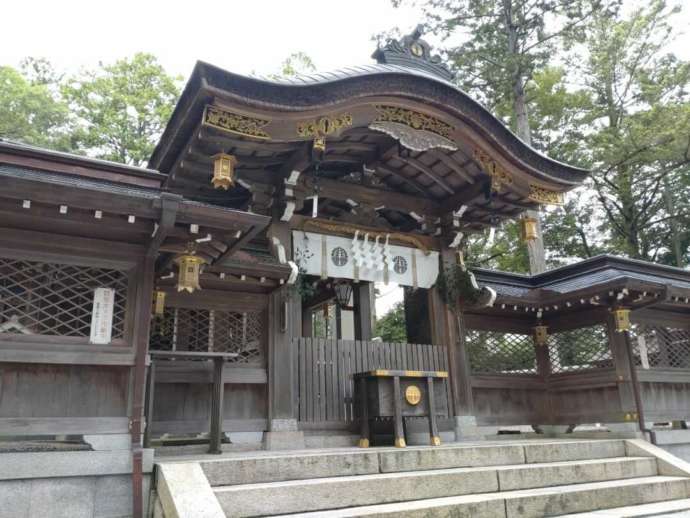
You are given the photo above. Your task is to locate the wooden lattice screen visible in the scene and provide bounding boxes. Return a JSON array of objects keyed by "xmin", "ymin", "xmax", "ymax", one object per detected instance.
[
  {"xmin": 466, "ymin": 330, "xmax": 537, "ymax": 375},
  {"xmin": 632, "ymin": 324, "xmax": 690, "ymax": 369},
  {"xmin": 0, "ymin": 256, "xmax": 128, "ymax": 339},
  {"xmin": 149, "ymin": 307, "xmax": 266, "ymax": 365},
  {"xmin": 547, "ymin": 324, "xmax": 612, "ymax": 373}
]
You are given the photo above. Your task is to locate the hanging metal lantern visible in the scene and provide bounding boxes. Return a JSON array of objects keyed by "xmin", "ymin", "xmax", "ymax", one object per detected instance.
[
  {"xmin": 211, "ymin": 153, "xmax": 237, "ymax": 190},
  {"xmin": 153, "ymin": 290, "xmax": 166, "ymax": 316},
  {"xmin": 521, "ymin": 217, "xmax": 539, "ymax": 242},
  {"xmin": 175, "ymin": 245, "xmax": 205, "ymax": 293},
  {"xmin": 333, "ymin": 280, "xmax": 353, "ymax": 309},
  {"xmin": 533, "ymin": 324, "xmax": 548, "ymax": 346},
  {"xmin": 612, "ymin": 308, "xmax": 631, "ymax": 332}
]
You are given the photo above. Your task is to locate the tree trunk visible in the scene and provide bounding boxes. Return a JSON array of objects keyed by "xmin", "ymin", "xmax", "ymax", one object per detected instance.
[
  {"xmin": 514, "ymin": 80, "xmax": 547, "ymax": 274},
  {"xmin": 663, "ymin": 178, "xmax": 683, "ymax": 267},
  {"xmin": 504, "ymin": 0, "xmax": 546, "ymax": 274}
]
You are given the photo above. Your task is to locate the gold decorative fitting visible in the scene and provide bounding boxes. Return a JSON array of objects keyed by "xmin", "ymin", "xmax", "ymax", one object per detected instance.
[
  {"xmin": 474, "ymin": 149, "xmax": 513, "ymax": 192},
  {"xmin": 312, "ymin": 136, "xmax": 326, "ymax": 153},
  {"xmin": 404, "ymin": 370, "xmax": 423, "ymax": 377},
  {"xmin": 533, "ymin": 324, "xmax": 548, "ymax": 346},
  {"xmin": 153, "ymin": 290, "xmax": 166, "ymax": 316},
  {"xmin": 358, "ymin": 438, "xmax": 370, "ymax": 448},
  {"xmin": 211, "ymin": 153, "xmax": 238, "ymax": 190},
  {"xmin": 297, "ymin": 113, "xmax": 353, "ymax": 140},
  {"xmin": 405, "ymin": 385, "xmax": 422, "ymax": 406},
  {"xmin": 520, "ymin": 217, "xmax": 539, "ymax": 242},
  {"xmin": 431, "ymin": 436, "xmax": 442, "ymax": 446},
  {"xmin": 528, "ymin": 184, "xmax": 564, "ymax": 205},
  {"xmin": 394, "ymin": 437, "xmax": 407, "ymax": 448},
  {"xmin": 612, "ymin": 308, "xmax": 631, "ymax": 333},
  {"xmin": 175, "ymin": 245, "xmax": 206, "ymax": 294},
  {"xmin": 373, "ymin": 105, "xmax": 453, "ymax": 139},
  {"xmin": 203, "ymin": 105, "xmax": 271, "ymax": 139}
]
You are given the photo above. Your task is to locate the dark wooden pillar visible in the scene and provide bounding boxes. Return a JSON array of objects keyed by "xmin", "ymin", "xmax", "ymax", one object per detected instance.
[
  {"xmin": 429, "ymin": 247, "xmax": 479, "ymax": 439},
  {"xmin": 264, "ymin": 222, "xmax": 304, "ymax": 449},
  {"xmin": 607, "ymin": 313, "xmax": 642, "ymax": 431},
  {"xmin": 353, "ymin": 282, "xmax": 373, "ymax": 341},
  {"xmin": 130, "ymin": 255, "xmax": 156, "ymax": 518}
]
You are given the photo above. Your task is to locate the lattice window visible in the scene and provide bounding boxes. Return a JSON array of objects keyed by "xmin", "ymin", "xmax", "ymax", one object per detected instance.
[
  {"xmin": 0, "ymin": 257, "xmax": 128, "ymax": 340},
  {"xmin": 467, "ymin": 330, "xmax": 537, "ymax": 375},
  {"xmin": 631, "ymin": 324, "xmax": 690, "ymax": 369},
  {"xmin": 548, "ymin": 325, "xmax": 611, "ymax": 373},
  {"xmin": 149, "ymin": 307, "xmax": 265, "ymax": 365}
]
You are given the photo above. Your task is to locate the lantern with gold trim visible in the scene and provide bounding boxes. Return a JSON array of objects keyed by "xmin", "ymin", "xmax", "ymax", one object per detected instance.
[
  {"xmin": 211, "ymin": 153, "xmax": 237, "ymax": 190},
  {"xmin": 520, "ymin": 217, "xmax": 539, "ymax": 242},
  {"xmin": 175, "ymin": 244, "xmax": 206, "ymax": 293},
  {"xmin": 612, "ymin": 308, "xmax": 631, "ymax": 333},
  {"xmin": 533, "ymin": 324, "xmax": 548, "ymax": 346},
  {"xmin": 152, "ymin": 290, "xmax": 166, "ymax": 316}
]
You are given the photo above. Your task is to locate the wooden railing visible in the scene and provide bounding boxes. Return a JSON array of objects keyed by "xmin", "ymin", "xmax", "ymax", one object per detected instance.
[{"xmin": 295, "ymin": 338, "xmax": 451, "ymax": 423}]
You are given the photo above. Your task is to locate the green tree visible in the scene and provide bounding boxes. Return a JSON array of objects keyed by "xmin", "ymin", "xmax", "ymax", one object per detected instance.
[
  {"xmin": 0, "ymin": 63, "xmax": 71, "ymax": 150},
  {"xmin": 374, "ymin": 301, "xmax": 408, "ymax": 342},
  {"xmin": 538, "ymin": 1, "xmax": 690, "ymax": 265},
  {"xmin": 63, "ymin": 53, "xmax": 181, "ymax": 166},
  {"xmin": 279, "ymin": 52, "xmax": 316, "ymax": 77},
  {"xmin": 391, "ymin": 0, "xmax": 614, "ymax": 273}
]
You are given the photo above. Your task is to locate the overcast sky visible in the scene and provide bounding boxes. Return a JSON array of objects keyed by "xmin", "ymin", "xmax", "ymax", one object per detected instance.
[
  {"xmin": 0, "ymin": 1, "xmax": 422, "ymax": 77},
  {"xmin": 3, "ymin": 1, "xmax": 687, "ymax": 79}
]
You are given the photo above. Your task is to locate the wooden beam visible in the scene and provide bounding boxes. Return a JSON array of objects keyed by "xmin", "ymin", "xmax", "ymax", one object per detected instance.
[
  {"xmin": 147, "ymin": 193, "xmax": 181, "ymax": 257},
  {"xmin": 437, "ymin": 179, "xmax": 489, "ymax": 214},
  {"xmin": 308, "ymin": 176, "xmax": 437, "ymax": 215},
  {"xmin": 396, "ymin": 155, "xmax": 455, "ymax": 194},
  {"xmin": 213, "ymin": 223, "xmax": 263, "ymax": 265},
  {"xmin": 426, "ymin": 150, "xmax": 476, "ymax": 184}
]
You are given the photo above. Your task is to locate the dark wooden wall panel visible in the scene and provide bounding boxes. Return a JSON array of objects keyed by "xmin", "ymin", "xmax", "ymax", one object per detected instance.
[{"xmin": 0, "ymin": 364, "xmax": 128, "ymax": 418}]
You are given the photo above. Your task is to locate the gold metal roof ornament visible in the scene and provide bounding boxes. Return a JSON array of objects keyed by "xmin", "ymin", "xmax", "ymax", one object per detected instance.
[
  {"xmin": 203, "ymin": 105, "xmax": 271, "ymax": 139},
  {"xmin": 528, "ymin": 184, "xmax": 564, "ymax": 205},
  {"xmin": 533, "ymin": 324, "xmax": 548, "ymax": 346},
  {"xmin": 612, "ymin": 308, "xmax": 631, "ymax": 333},
  {"xmin": 474, "ymin": 149, "xmax": 513, "ymax": 193}
]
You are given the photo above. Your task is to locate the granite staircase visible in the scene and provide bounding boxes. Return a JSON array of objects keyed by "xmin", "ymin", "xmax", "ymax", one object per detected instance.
[{"xmin": 154, "ymin": 439, "xmax": 690, "ymax": 518}]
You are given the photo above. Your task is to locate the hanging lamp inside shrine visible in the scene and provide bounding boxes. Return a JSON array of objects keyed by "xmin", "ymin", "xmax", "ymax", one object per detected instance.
[
  {"xmin": 533, "ymin": 324, "xmax": 548, "ymax": 346},
  {"xmin": 612, "ymin": 308, "xmax": 631, "ymax": 332},
  {"xmin": 520, "ymin": 216, "xmax": 539, "ymax": 242},
  {"xmin": 175, "ymin": 243, "xmax": 205, "ymax": 293},
  {"xmin": 333, "ymin": 280, "xmax": 353, "ymax": 309},
  {"xmin": 211, "ymin": 153, "xmax": 237, "ymax": 190}
]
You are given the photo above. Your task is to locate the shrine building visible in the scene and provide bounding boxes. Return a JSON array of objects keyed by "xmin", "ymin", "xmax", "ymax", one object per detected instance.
[{"xmin": 2, "ymin": 28, "xmax": 690, "ymax": 518}]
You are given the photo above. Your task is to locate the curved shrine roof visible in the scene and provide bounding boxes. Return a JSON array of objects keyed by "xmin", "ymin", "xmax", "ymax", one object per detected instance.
[{"xmin": 150, "ymin": 30, "xmax": 589, "ymax": 235}]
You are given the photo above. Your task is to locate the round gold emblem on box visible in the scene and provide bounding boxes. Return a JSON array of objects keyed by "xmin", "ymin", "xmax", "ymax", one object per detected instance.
[{"xmin": 405, "ymin": 385, "xmax": 422, "ymax": 405}]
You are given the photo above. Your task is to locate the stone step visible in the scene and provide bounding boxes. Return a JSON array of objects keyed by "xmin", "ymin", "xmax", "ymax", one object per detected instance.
[
  {"xmin": 275, "ymin": 477, "xmax": 690, "ymax": 518},
  {"xmin": 201, "ymin": 439, "xmax": 628, "ymax": 486},
  {"xmin": 213, "ymin": 457, "xmax": 658, "ymax": 517},
  {"xmin": 559, "ymin": 497, "xmax": 690, "ymax": 516}
]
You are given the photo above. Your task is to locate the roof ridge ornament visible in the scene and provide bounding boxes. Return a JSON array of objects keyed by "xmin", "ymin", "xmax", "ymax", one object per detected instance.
[{"xmin": 372, "ymin": 25, "xmax": 454, "ymax": 81}]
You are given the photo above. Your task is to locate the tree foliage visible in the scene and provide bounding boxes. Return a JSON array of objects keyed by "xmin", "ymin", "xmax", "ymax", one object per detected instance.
[
  {"xmin": 0, "ymin": 62, "xmax": 70, "ymax": 150},
  {"xmin": 390, "ymin": 0, "xmax": 690, "ymax": 269},
  {"xmin": 62, "ymin": 53, "xmax": 181, "ymax": 166},
  {"xmin": 0, "ymin": 53, "xmax": 181, "ymax": 167},
  {"xmin": 374, "ymin": 301, "xmax": 408, "ymax": 342}
]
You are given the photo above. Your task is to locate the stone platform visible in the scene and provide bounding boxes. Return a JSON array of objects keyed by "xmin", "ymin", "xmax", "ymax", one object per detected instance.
[{"xmin": 151, "ymin": 437, "xmax": 690, "ymax": 517}]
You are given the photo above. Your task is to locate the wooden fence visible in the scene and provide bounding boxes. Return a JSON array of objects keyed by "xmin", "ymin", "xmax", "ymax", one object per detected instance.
[{"xmin": 295, "ymin": 338, "xmax": 451, "ymax": 423}]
